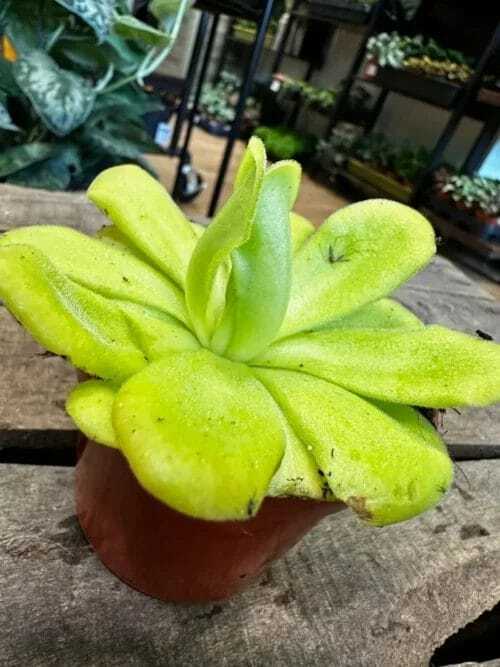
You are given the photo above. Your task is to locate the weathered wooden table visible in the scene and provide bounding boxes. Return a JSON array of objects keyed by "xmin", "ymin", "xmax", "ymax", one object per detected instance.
[{"xmin": 1, "ymin": 185, "xmax": 499, "ymax": 666}]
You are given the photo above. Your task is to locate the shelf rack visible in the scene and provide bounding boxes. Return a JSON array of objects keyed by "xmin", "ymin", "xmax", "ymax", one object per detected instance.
[{"xmin": 170, "ymin": 0, "xmax": 276, "ymax": 216}]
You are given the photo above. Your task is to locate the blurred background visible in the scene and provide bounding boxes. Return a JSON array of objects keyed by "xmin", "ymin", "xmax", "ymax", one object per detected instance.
[{"xmin": 1, "ymin": 0, "xmax": 499, "ymax": 287}]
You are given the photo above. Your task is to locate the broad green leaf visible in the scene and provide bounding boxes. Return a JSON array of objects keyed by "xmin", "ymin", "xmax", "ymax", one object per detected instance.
[
  {"xmin": 150, "ymin": 0, "xmax": 182, "ymax": 20},
  {"xmin": 212, "ymin": 161, "xmax": 300, "ymax": 361},
  {"xmin": 290, "ymin": 211, "xmax": 314, "ymax": 253},
  {"xmin": 113, "ymin": 350, "xmax": 285, "ymax": 520},
  {"xmin": 186, "ymin": 137, "xmax": 266, "ymax": 345},
  {"xmin": 267, "ymin": 414, "xmax": 325, "ymax": 500},
  {"xmin": 113, "ymin": 15, "xmax": 171, "ymax": 47},
  {"xmin": 280, "ymin": 199, "xmax": 436, "ymax": 337},
  {"xmin": 6, "ymin": 145, "xmax": 81, "ymax": 190},
  {"xmin": 0, "ymin": 100, "xmax": 19, "ymax": 132},
  {"xmin": 326, "ymin": 298, "xmax": 423, "ymax": 330},
  {"xmin": 0, "ymin": 143, "xmax": 54, "ymax": 179},
  {"xmin": 13, "ymin": 51, "xmax": 96, "ymax": 137},
  {"xmin": 0, "ymin": 226, "xmax": 187, "ymax": 323},
  {"xmin": 66, "ymin": 379, "xmax": 118, "ymax": 447},
  {"xmin": 256, "ymin": 368, "xmax": 453, "ymax": 526},
  {"xmin": 255, "ymin": 325, "xmax": 500, "ymax": 408},
  {"xmin": 0, "ymin": 245, "xmax": 147, "ymax": 380},
  {"xmin": 52, "ymin": 0, "xmax": 115, "ymax": 41},
  {"xmin": 88, "ymin": 164, "xmax": 197, "ymax": 288}
]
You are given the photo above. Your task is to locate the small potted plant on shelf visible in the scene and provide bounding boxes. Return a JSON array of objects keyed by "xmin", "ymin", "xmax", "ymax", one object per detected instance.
[
  {"xmin": 1, "ymin": 138, "xmax": 499, "ymax": 603},
  {"xmin": 364, "ymin": 32, "xmax": 473, "ymax": 106},
  {"xmin": 198, "ymin": 71, "xmax": 261, "ymax": 137},
  {"xmin": 345, "ymin": 132, "xmax": 430, "ymax": 202},
  {"xmin": 432, "ymin": 169, "xmax": 500, "ymax": 243}
]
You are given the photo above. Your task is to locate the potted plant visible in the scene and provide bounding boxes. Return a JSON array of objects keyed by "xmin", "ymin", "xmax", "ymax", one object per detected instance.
[
  {"xmin": 432, "ymin": 170, "xmax": 500, "ymax": 243},
  {"xmin": 364, "ymin": 32, "xmax": 472, "ymax": 106},
  {"xmin": 254, "ymin": 125, "xmax": 317, "ymax": 161},
  {"xmin": 0, "ymin": 0, "xmax": 189, "ymax": 190},
  {"xmin": 198, "ymin": 71, "xmax": 261, "ymax": 137},
  {"xmin": 1, "ymin": 138, "xmax": 499, "ymax": 602},
  {"xmin": 345, "ymin": 132, "xmax": 430, "ymax": 202}
]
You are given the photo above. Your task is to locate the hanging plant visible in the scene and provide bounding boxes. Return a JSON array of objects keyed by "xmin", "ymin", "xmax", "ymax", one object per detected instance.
[{"xmin": 0, "ymin": 0, "xmax": 189, "ymax": 190}]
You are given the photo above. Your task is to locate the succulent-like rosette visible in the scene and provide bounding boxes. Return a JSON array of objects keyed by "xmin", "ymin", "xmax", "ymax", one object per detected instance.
[{"xmin": 1, "ymin": 138, "xmax": 499, "ymax": 525}]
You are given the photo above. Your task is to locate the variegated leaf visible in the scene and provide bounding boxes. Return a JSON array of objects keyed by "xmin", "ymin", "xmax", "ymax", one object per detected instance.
[
  {"xmin": 13, "ymin": 51, "xmax": 96, "ymax": 137},
  {"xmin": 52, "ymin": 0, "xmax": 115, "ymax": 40}
]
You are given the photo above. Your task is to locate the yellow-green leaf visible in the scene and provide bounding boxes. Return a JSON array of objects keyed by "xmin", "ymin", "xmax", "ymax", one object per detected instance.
[
  {"xmin": 212, "ymin": 161, "xmax": 301, "ymax": 361},
  {"xmin": 113, "ymin": 350, "xmax": 285, "ymax": 520},
  {"xmin": 280, "ymin": 199, "xmax": 436, "ymax": 337},
  {"xmin": 255, "ymin": 325, "xmax": 500, "ymax": 407},
  {"xmin": 0, "ymin": 245, "xmax": 146, "ymax": 381},
  {"xmin": 0, "ymin": 225, "xmax": 187, "ymax": 323},
  {"xmin": 290, "ymin": 211, "xmax": 314, "ymax": 253},
  {"xmin": 325, "ymin": 298, "xmax": 423, "ymax": 330},
  {"xmin": 88, "ymin": 164, "xmax": 197, "ymax": 288},
  {"xmin": 66, "ymin": 379, "xmax": 118, "ymax": 447},
  {"xmin": 185, "ymin": 137, "xmax": 266, "ymax": 345},
  {"xmin": 256, "ymin": 368, "xmax": 453, "ymax": 526}
]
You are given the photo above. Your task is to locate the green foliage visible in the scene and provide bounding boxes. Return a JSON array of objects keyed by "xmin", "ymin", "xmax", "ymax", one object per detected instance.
[
  {"xmin": 436, "ymin": 170, "xmax": 500, "ymax": 217},
  {"xmin": 0, "ymin": 0, "xmax": 189, "ymax": 190},
  {"xmin": 198, "ymin": 71, "xmax": 261, "ymax": 127},
  {"xmin": 2, "ymin": 139, "xmax": 500, "ymax": 524},
  {"xmin": 367, "ymin": 31, "xmax": 473, "ymax": 80},
  {"xmin": 254, "ymin": 125, "xmax": 317, "ymax": 161},
  {"xmin": 278, "ymin": 75, "xmax": 337, "ymax": 112},
  {"xmin": 347, "ymin": 132, "xmax": 430, "ymax": 185}
]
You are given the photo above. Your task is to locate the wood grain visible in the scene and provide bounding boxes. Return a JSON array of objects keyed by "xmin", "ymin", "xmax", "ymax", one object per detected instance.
[{"xmin": 0, "ymin": 460, "xmax": 498, "ymax": 666}]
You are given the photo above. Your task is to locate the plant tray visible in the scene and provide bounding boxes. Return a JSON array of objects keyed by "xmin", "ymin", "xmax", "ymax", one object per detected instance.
[
  {"xmin": 424, "ymin": 207, "xmax": 500, "ymax": 266},
  {"xmin": 304, "ymin": 1, "xmax": 371, "ymax": 25},
  {"xmin": 347, "ymin": 159, "xmax": 413, "ymax": 203},
  {"xmin": 429, "ymin": 195, "xmax": 500, "ymax": 244},
  {"xmin": 365, "ymin": 66, "xmax": 463, "ymax": 108}
]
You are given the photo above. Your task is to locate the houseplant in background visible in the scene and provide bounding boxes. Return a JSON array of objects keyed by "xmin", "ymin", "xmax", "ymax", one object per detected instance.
[
  {"xmin": 198, "ymin": 70, "xmax": 261, "ymax": 137},
  {"xmin": 1, "ymin": 138, "xmax": 499, "ymax": 602},
  {"xmin": 345, "ymin": 132, "xmax": 430, "ymax": 202},
  {"xmin": 0, "ymin": 0, "xmax": 189, "ymax": 190},
  {"xmin": 254, "ymin": 125, "xmax": 317, "ymax": 161},
  {"xmin": 432, "ymin": 169, "xmax": 500, "ymax": 242}
]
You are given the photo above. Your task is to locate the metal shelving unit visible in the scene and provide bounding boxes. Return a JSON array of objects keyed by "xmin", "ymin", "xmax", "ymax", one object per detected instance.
[{"xmin": 170, "ymin": 1, "xmax": 276, "ymax": 216}]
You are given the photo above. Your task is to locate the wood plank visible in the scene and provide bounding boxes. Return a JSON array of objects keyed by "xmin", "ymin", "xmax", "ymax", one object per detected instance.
[
  {"xmin": 0, "ymin": 308, "xmax": 76, "ymax": 450},
  {"xmin": 0, "ymin": 460, "xmax": 499, "ymax": 666},
  {"xmin": 0, "ymin": 184, "xmax": 107, "ymax": 234},
  {"xmin": 405, "ymin": 255, "xmax": 495, "ymax": 300}
]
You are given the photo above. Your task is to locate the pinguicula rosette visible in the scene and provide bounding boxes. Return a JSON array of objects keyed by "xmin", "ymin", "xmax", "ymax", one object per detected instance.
[{"xmin": 1, "ymin": 138, "xmax": 499, "ymax": 525}]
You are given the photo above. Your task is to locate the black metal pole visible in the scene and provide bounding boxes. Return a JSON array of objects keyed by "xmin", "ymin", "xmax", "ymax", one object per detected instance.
[
  {"xmin": 413, "ymin": 22, "xmax": 500, "ymax": 205},
  {"xmin": 325, "ymin": 0, "xmax": 389, "ymax": 138},
  {"xmin": 169, "ymin": 11, "xmax": 210, "ymax": 157},
  {"xmin": 207, "ymin": 0, "xmax": 276, "ymax": 217},
  {"xmin": 173, "ymin": 14, "xmax": 220, "ymax": 197}
]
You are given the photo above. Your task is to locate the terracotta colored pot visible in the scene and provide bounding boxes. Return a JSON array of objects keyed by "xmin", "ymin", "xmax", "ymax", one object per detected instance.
[{"xmin": 75, "ymin": 440, "xmax": 344, "ymax": 602}]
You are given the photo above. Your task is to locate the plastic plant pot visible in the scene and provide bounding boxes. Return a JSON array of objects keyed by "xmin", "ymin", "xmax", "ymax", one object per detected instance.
[{"xmin": 75, "ymin": 440, "xmax": 345, "ymax": 603}]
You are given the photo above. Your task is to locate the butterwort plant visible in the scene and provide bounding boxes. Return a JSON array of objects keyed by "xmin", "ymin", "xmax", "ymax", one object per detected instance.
[{"xmin": 1, "ymin": 137, "xmax": 499, "ymax": 526}]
